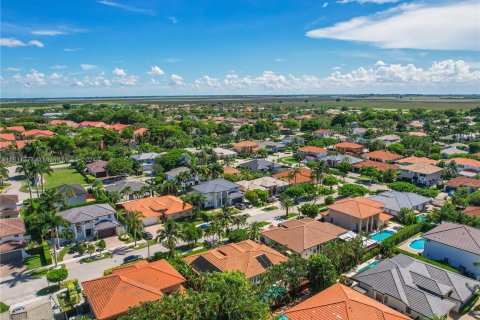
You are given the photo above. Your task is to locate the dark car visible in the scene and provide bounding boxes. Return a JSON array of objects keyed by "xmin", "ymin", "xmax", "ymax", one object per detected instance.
[
  {"xmin": 123, "ymin": 254, "xmax": 143, "ymax": 263},
  {"xmin": 142, "ymin": 231, "xmax": 153, "ymax": 240},
  {"xmin": 68, "ymin": 244, "xmax": 78, "ymax": 254},
  {"xmin": 244, "ymin": 202, "xmax": 253, "ymax": 209},
  {"xmin": 235, "ymin": 203, "xmax": 246, "ymax": 210}
]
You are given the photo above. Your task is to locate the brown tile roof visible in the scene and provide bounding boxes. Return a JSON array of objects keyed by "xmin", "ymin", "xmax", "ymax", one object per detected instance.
[
  {"xmin": 184, "ymin": 240, "xmax": 287, "ymax": 279},
  {"xmin": 396, "ymin": 156, "xmax": 438, "ymax": 166},
  {"xmin": 234, "ymin": 140, "xmax": 259, "ymax": 147},
  {"xmin": 283, "ymin": 283, "xmax": 411, "ymax": 320},
  {"xmin": 401, "ymin": 163, "xmax": 442, "ymax": 174},
  {"xmin": 272, "ymin": 167, "xmax": 312, "ymax": 184},
  {"xmin": 223, "ymin": 166, "xmax": 241, "ymax": 175},
  {"xmin": 0, "ymin": 194, "xmax": 19, "ymax": 205},
  {"xmin": 334, "ymin": 142, "xmax": 363, "ymax": 149},
  {"xmin": 49, "ymin": 120, "xmax": 76, "ymax": 126},
  {"xmin": 21, "ymin": 129, "xmax": 54, "ymax": 137},
  {"xmin": 86, "ymin": 160, "xmax": 108, "ymax": 173},
  {"xmin": 0, "ymin": 218, "xmax": 26, "ymax": 237},
  {"xmin": 353, "ymin": 160, "xmax": 399, "ymax": 171},
  {"xmin": 445, "ymin": 176, "xmax": 480, "ymax": 189},
  {"xmin": 0, "ymin": 240, "xmax": 26, "ymax": 253},
  {"xmin": 120, "ymin": 196, "xmax": 192, "ymax": 219},
  {"xmin": 299, "ymin": 146, "xmax": 327, "ymax": 154},
  {"xmin": 82, "ymin": 260, "xmax": 186, "ymax": 320},
  {"xmin": 362, "ymin": 150, "xmax": 403, "ymax": 162},
  {"xmin": 261, "ymin": 218, "xmax": 346, "ymax": 254},
  {"xmin": 408, "ymin": 131, "xmax": 427, "ymax": 137},
  {"xmin": 327, "ymin": 197, "xmax": 384, "ymax": 219},
  {"xmin": 134, "ymin": 128, "xmax": 148, "ymax": 135},
  {"xmin": 464, "ymin": 206, "xmax": 480, "ymax": 218},
  {"xmin": 1, "ymin": 126, "xmax": 25, "ymax": 132},
  {"xmin": 447, "ymin": 157, "xmax": 480, "ymax": 168},
  {"xmin": 15, "ymin": 140, "xmax": 33, "ymax": 149},
  {"xmin": 312, "ymin": 129, "xmax": 330, "ymax": 134},
  {"xmin": 110, "ymin": 123, "xmax": 129, "ymax": 132}
]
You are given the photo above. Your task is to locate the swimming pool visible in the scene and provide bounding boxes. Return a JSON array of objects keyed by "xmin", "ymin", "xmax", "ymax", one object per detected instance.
[
  {"xmin": 409, "ymin": 238, "xmax": 425, "ymax": 251},
  {"xmin": 358, "ymin": 260, "xmax": 382, "ymax": 273},
  {"xmin": 371, "ymin": 230, "xmax": 395, "ymax": 242},
  {"xmin": 417, "ymin": 214, "xmax": 428, "ymax": 222}
]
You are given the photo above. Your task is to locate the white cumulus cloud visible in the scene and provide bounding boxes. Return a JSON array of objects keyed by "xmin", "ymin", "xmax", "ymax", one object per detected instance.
[
  {"xmin": 81, "ymin": 64, "xmax": 98, "ymax": 70},
  {"xmin": 112, "ymin": 68, "xmax": 127, "ymax": 76},
  {"xmin": 148, "ymin": 66, "xmax": 165, "ymax": 76},
  {"xmin": 1, "ymin": 37, "xmax": 44, "ymax": 48},
  {"xmin": 169, "ymin": 74, "xmax": 184, "ymax": 85}
]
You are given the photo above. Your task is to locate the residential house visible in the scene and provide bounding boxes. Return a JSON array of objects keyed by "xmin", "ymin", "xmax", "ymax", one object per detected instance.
[
  {"xmin": 212, "ymin": 147, "xmax": 238, "ymax": 158},
  {"xmin": 334, "ymin": 142, "xmax": 364, "ymax": 156},
  {"xmin": 326, "ymin": 197, "xmax": 392, "ymax": 233},
  {"xmin": 325, "ymin": 154, "xmax": 363, "ymax": 168},
  {"xmin": 21, "ymin": 129, "xmax": 54, "ymax": 138},
  {"xmin": 0, "ymin": 194, "xmax": 19, "ymax": 219},
  {"xmin": 57, "ymin": 184, "xmax": 88, "ymax": 206},
  {"xmin": 86, "ymin": 160, "xmax": 108, "ymax": 178},
  {"xmin": 236, "ymin": 176, "xmax": 289, "ymax": 195},
  {"xmin": 0, "ymin": 218, "xmax": 27, "ymax": 263},
  {"xmin": 448, "ymin": 158, "xmax": 480, "ymax": 177},
  {"xmin": 444, "ymin": 176, "xmax": 480, "ymax": 193},
  {"xmin": 312, "ymin": 129, "xmax": 331, "ymax": 139},
  {"xmin": 223, "ymin": 166, "xmax": 241, "ymax": 175},
  {"xmin": 272, "ymin": 167, "xmax": 312, "ymax": 185},
  {"xmin": 131, "ymin": 152, "xmax": 161, "ymax": 174},
  {"xmin": 332, "ymin": 133, "xmax": 348, "ymax": 142},
  {"xmin": 191, "ymin": 178, "xmax": 244, "ymax": 209},
  {"xmin": 408, "ymin": 131, "xmax": 428, "ymax": 137},
  {"xmin": 1, "ymin": 126, "xmax": 25, "ymax": 133},
  {"xmin": 58, "ymin": 203, "xmax": 119, "ymax": 242},
  {"xmin": 440, "ymin": 147, "xmax": 468, "ymax": 159},
  {"xmin": 464, "ymin": 206, "xmax": 480, "ymax": 218},
  {"xmin": 352, "ymin": 254, "xmax": 480, "ymax": 318},
  {"xmin": 165, "ymin": 166, "xmax": 196, "ymax": 187},
  {"xmin": 375, "ymin": 134, "xmax": 401, "ymax": 145},
  {"xmin": 353, "ymin": 160, "xmax": 400, "ymax": 173},
  {"xmin": 49, "ymin": 119, "xmax": 76, "ymax": 126},
  {"xmin": 184, "ymin": 240, "xmax": 287, "ymax": 283},
  {"xmin": 233, "ymin": 141, "xmax": 260, "ymax": 154},
  {"xmin": 120, "ymin": 196, "xmax": 193, "ymax": 225},
  {"xmin": 260, "ymin": 218, "xmax": 347, "ymax": 258},
  {"xmin": 281, "ymin": 135, "xmax": 305, "ymax": 145},
  {"xmin": 423, "ymin": 222, "xmax": 480, "ymax": 280},
  {"xmin": 133, "ymin": 127, "xmax": 148, "ymax": 136},
  {"xmin": 298, "ymin": 146, "xmax": 328, "ymax": 161},
  {"xmin": 255, "ymin": 140, "xmax": 285, "ymax": 153},
  {"xmin": 0, "ymin": 133, "xmax": 15, "ymax": 142},
  {"xmin": 104, "ymin": 180, "xmax": 149, "ymax": 199},
  {"xmin": 77, "ymin": 121, "xmax": 110, "ymax": 129},
  {"xmin": 368, "ymin": 191, "xmax": 431, "ymax": 216},
  {"xmin": 396, "ymin": 156, "xmax": 438, "ymax": 166},
  {"xmin": 362, "ymin": 150, "xmax": 403, "ymax": 163},
  {"xmin": 408, "ymin": 120, "xmax": 424, "ymax": 128},
  {"xmin": 9, "ymin": 300, "xmax": 53, "ymax": 320},
  {"xmin": 82, "ymin": 260, "xmax": 186, "ymax": 320},
  {"xmin": 237, "ymin": 159, "xmax": 288, "ymax": 174},
  {"xmin": 400, "ymin": 163, "xmax": 442, "ymax": 186},
  {"xmin": 282, "ymin": 283, "xmax": 411, "ymax": 320},
  {"xmin": 352, "ymin": 127, "xmax": 367, "ymax": 136},
  {"xmin": 110, "ymin": 123, "xmax": 129, "ymax": 132}
]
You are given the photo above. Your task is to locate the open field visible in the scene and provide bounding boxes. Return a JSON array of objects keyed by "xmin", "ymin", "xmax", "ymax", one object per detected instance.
[
  {"xmin": 44, "ymin": 168, "xmax": 88, "ymax": 189},
  {"xmin": 1, "ymin": 95, "xmax": 479, "ymax": 110}
]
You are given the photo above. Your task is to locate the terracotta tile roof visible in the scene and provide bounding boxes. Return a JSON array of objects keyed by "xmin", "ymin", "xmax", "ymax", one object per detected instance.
[
  {"xmin": 362, "ymin": 150, "xmax": 403, "ymax": 162},
  {"xmin": 447, "ymin": 157, "xmax": 480, "ymax": 168},
  {"xmin": 261, "ymin": 218, "xmax": 346, "ymax": 254},
  {"xmin": 120, "ymin": 196, "xmax": 192, "ymax": 219},
  {"xmin": 328, "ymin": 197, "xmax": 384, "ymax": 219},
  {"xmin": 445, "ymin": 176, "xmax": 480, "ymax": 189},
  {"xmin": 334, "ymin": 142, "xmax": 363, "ymax": 149},
  {"xmin": 223, "ymin": 166, "xmax": 241, "ymax": 175},
  {"xmin": 49, "ymin": 120, "xmax": 76, "ymax": 126},
  {"xmin": 21, "ymin": 129, "xmax": 54, "ymax": 137},
  {"xmin": 409, "ymin": 120, "xmax": 424, "ymax": 127},
  {"xmin": 312, "ymin": 129, "xmax": 330, "ymax": 134},
  {"xmin": 379, "ymin": 212, "xmax": 395, "ymax": 222},
  {"xmin": 110, "ymin": 123, "xmax": 129, "ymax": 132},
  {"xmin": 184, "ymin": 240, "xmax": 287, "ymax": 279},
  {"xmin": 464, "ymin": 206, "xmax": 480, "ymax": 218},
  {"xmin": 283, "ymin": 283, "xmax": 411, "ymax": 320},
  {"xmin": 0, "ymin": 141, "xmax": 12, "ymax": 149},
  {"xmin": 234, "ymin": 140, "xmax": 259, "ymax": 148},
  {"xmin": 0, "ymin": 133, "xmax": 16, "ymax": 141},
  {"xmin": 82, "ymin": 259, "xmax": 186, "ymax": 320},
  {"xmin": 0, "ymin": 218, "xmax": 26, "ymax": 237},
  {"xmin": 408, "ymin": 131, "xmax": 427, "ymax": 137},
  {"xmin": 2, "ymin": 126, "xmax": 25, "ymax": 132},
  {"xmin": 401, "ymin": 163, "xmax": 442, "ymax": 174},
  {"xmin": 272, "ymin": 167, "xmax": 312, "ymax": 184},
  {"xmin": 353, "ymin": 160, "xmax": 400, "ymax": 171},
  {"xmin": 15, "ymin": 140, "xmax": 33, "ymax": 149},
  {"xmin": 79, "ymin": 121, "xmax": 110, "ymax": 128},
  {"xmin": 396, "ymin": 156, "xmax": 438, "ymax": 166},
  {"xmin": 299, "ymin": 146, "xmax": 327, "ymax": 154},
  {"xmin": 134, "ymin": 128, "xmax": 148, "ymax": 135}
]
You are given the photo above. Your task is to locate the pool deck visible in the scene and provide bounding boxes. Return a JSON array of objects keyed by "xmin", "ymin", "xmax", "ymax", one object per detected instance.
[
  {"xmin": 398, "ymin": 234, "xmax": 424, "ymax": 254},
  {"xmin": 345, "ymin": 257, "xmax": 383, "ymax": 278}
]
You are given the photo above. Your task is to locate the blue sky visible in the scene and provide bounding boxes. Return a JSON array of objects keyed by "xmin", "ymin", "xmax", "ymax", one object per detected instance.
[{"xmin": 1, "ymin": 0, "xmax": 479, "ymax": 97}]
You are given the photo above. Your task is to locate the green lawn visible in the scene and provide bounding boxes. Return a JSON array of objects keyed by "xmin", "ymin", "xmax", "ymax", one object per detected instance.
[
  {"xmin": 45, "ymin": 169, "xmax": 88, "ymax": 189},
  {"xmin": 58, "ymin": 245, "xmax": 74, "ymax": 262},
  {"xmin": 0, "ymin": 302, "xmax": 9, "ymax": 313},
  {"xmin": 257, "ymin": 221, "xmax": 271, "ymax": 227},
  {"xmin": 277, "ymin": 156, "xmax": 298, "ymax": 165},
  {"xmin": 262, "ymin": 206, "xmax": 279, "ymax": 212}
]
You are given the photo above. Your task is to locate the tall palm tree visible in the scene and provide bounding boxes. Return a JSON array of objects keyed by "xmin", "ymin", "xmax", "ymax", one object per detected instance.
[
  {"xmin": 181, "ymin": 223, "xmax": 203, "ymax": 249},
  {"xmin": 0, "ymin": 161, "xmax": 8, "ymax": 187},
  {"xmin": 218, "ymin": 205, "xmax": 235, "ymax": 234},
  {"xmin": 156, "ymin": 220, "xmax": 181, "ymax": 257},
  {"xmin": 121, "ymin": 186, "xmax": 132, "ymax": 201},
  {"xmin": 443, "ymin": 160, "xmax": 459, "ymax": 179},
  {"xmin": 124, "ymin": 211, "xmax": 143, "ymax": 247},
  {"xmin": 247, "ymin": 222, "xmax": 261, "ymax": 241},
  {"xmin": 106, "ymin": 191, "xmax": 121, "ymax": 206},
  {"xmin": 312, "ymin": 160, "xmax": 328, "ymax": 185},
  {"xmin": 159, "ymin": 180, "xmax": 179, "ymax": 195},
  {"xmin": 91, "ymin": 180, "xmax": 106, "ymax": 199},
  {"xmin": 176, "ymin": 171, "xmax": 192, "ymax": 194},
  {"xmin": 16, "ymin": 161, "xmax": 33, "ymax": 200},
  {"xmin": 23, "ymin": 140, "xmax": 49, "ymax": 159},
  {"xmin": 279, "ymin": 194, "xmax": 294, "ymax": 219},
  {"xmin": 37, "ymin": 161, "xmax": 53, "ymax": 193}
]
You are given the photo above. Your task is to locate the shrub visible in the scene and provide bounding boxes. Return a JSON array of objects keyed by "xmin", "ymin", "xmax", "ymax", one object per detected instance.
[
  {"xmin": 85, "ymin": 175, "xmax": 96, "ymax": 183},
  {"xmin": 338, "ymin": 184, "xmax": 369, "ymax": 197},
  {"xmin": 383, "ymin": 223, "xmax": 434, "ymax": 246},
  {"xmin": 42, "ymin": 241, "xmax": 52, "ymax": 265},
  {"xmin": 324, "ymin": 196, "xmax": 335, "ymax": 205},
  {"xmin": 46, "ymin": 267, "xmax": 68, "ymax": 286},
  {"xmin": 67, "ymin": 281, "xmax": 80, "ymax": 305},
  {"xmin": 227, "ymin": 229, "xmax": 249, "ymax": 243}
]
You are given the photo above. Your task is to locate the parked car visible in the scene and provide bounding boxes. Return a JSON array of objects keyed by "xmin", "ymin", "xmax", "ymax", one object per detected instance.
[
  {"xmin": 142, "ymin": 231, "xmax": 153, "ymax": 240},
  {"xmin": 10, "ymin": 306, "xmax": 25, "ymax": 315},
  {"xmin": 244, "ymin": 202, "xmax": 253, "ymax": 209},
  {"xmin": 235, "ymin": 203, "xmax": 246, "ymax": 210},
  {"xmin": 123, "ymin": 254, "xmax": 142, "ymax": 263}
]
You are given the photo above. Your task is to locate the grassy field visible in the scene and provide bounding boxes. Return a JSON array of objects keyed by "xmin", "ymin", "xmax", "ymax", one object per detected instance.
[
  {"xmin": 0, "ymin": 302, "xmax": 9, "ymax": 313},
  {"xmin": 45, "ymin": 168, "xmax": 88, "ymax": 189}
]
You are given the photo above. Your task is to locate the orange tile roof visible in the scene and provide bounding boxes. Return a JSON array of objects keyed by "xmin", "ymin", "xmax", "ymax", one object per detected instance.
[
  {"xmin": 362, "ymin": 150, "xmax": 403, "ymax": 162},
  {"xmin": 445, "ymin": 176, "xmax": 480, "ymax": 189},
  {"xmin": 223, "ymin": 166, "xmax": 241, "ymax": 175},
  {"xmin": 261, "ymin": 218, "xmax": 346, "ymax": 254},
  {"xmin": 447, "ymin": 157, "xmax": 480, "ymax": 168},
  {"xmin": 1, "ymin": 126, "xmax": 25, "ymax": 132},
  {"xmin": 184, "ymin": 240, "xmax": 287, "ymax": 279},
  {"xmin": 49, "ymin": 120, "xmax": 75, "ymax": 126},
  {"xmin": 396, "ymin": 156, "xmax": 438, "ymax": 166},
  {"xmin": 110, "ymin": 123, "xmax": 129, "ymax": 132},
  {"xmin": 120, "ymin": 196, "xmax": 192, "ymax": 219},
  {"xmin": 379, "ymin": 212, "xmax": 394, "ymax": 222},
  {"xmin": 82, "ymin": 259, "xmax": 186, "ymax": 320},
  {"xmin": 283, "ymin": 283, "xmax": 411, "ymax": 320},
  {"xmin": 334, "ymin": 142, "xmax": 363, "ymax": 149},
  {"xmin": 299, "ymin": 146, "xmax": 327, "ymax": 154},
  {"xmin": 0, "ymin": 218, "xmax": 26, "ymax": 237},
  {"xmin": 328, "ymin": 197, "xmax": 384, "ymax": 219},
  {"xmin": 312, "ymin": 129, "xmax": 330, "ymax": 134},
  {"xmin": 353, "ymin": 160, "xmax": 399, "ymax": 171},
  {"xmin": 234, "ymin": 140, "xmax": 259, "ymax": 147},
  {"xmin": 15, "ymin": 140, "xmax": 33, "ymax": 149},
  {"xmin": 0, "ymin": 141, "xmax": 12, "ymax": 149},
  {"xmin": 464, "ymin": 206, "xmax": 480, "ymax": 218},
  {"xmin": 134, "ymin": 128, "xmax": 148, "ymax": 135},
  {"xmin": 79, "ymin": 121, "xmax": 110, "ymax": 128},
  {"xmin": 21, "ymin": 129, "xmax": 53, "ymax": 137},
  {"xmin": 401, "ymin": 163, "xmax": 442, "ymax": 174},
  {"xmin": 272, "ymin": 167, "xmax": 312, "ymax": 184},
  {"xmin": 0, "ymin": 133, "xmax": 15, "ymax": 141}
]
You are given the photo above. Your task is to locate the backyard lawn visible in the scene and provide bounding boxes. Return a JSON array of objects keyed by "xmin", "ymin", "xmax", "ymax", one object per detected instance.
[{"xmin": 44, "ymin": 168, "xmax": 88, "ymax": 189}]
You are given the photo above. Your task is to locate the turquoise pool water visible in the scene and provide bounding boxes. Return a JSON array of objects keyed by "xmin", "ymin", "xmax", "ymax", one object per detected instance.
[
  {"xmin": 417, "ymin": 215, "xmax": 428, "ymax": 222},
  {"xmin": 358, "ymin": 260, "xmax": 381, "ymax": 273},
  {"xmin": 409, "ymin": 238, "xmax": 425, "ymax": 250},
  {"xmin": 371, "ymin": 230, "xmax": 395, "ymax": 242}
]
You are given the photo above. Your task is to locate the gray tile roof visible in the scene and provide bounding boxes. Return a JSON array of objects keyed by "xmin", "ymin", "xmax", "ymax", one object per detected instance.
[
  {"xmin": 59, "ymin": 203, "xmax": 116, "ymax": 224},
  {"xmin": 440, "ymin": 147, "xmax": 468, "ymax": 155},
  {"xmin": 191, "ymin": 178, "xmax": 239, "ymax": 194},
  {"xmin": 352, "ymin": 254, "xmax": 480, "ymax": 319},
  {"xmin": 325, "ymin": 154, "xmax": 363, "ymax": 164},
  {"xmin": 423, "ymin": 222, "xmax": 480, "ymax": 255},
  {"xmin": 104, "ymin": 180, "xmax": 148, "ymax": 193},
  {"xmin": 57, "ymin": 184, "xmax": 88, "ymax": 196},
  {"xmin": 131, "ymin": 152, "xmax": 161, "ymax": 161},
  {"xmin": 165, "ymin": 166, "xmax": 190, "ymax": 178},
  {"xmin": 237, "ymin": 159, "xmax": 285, "ymax": 172},
  {"xmin": 368, "ymin": 191, "xmax": 431, "ymax": 215}
]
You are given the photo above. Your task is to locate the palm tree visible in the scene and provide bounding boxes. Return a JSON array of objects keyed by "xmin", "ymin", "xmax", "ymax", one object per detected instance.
[
  {"xmin": 16, "ymin": 161, "xmax": 33, "ymax": 200},
  {"xmin": 443, "ymin": 160, "xmax": 459, "ymax": 179},
  {"xmin": 23, "ymin": 140, "xmax": 48, "ymax": 159},
  {"xmin": 218, "ymin": 205, "xmax": 235, "ymax": 234},
  {"xmin": 121, "ymin": 186, "xmax": 132, "ymax": 201},
  {"xmin": 91, "ymin": 180, "xmax": 106, "ymax": 199},
  {"xmin": 181, "ymin": 223, "xmax": 203, "ymax": 249},
  {"xmin": 312, "ymin": 160, "xmax": 328, "ymax": 185},
  {"xmin": 382, "ymin": 168, "xmax": 399, "ymax": 183},
  {"xmin": 0, "ymin": 161, "xmax": 8, "ymax": 186},
  {"xmin": 279, "ymin": 194, "xmax": 294, "ymax": 219},
  {"xmin": 176, "ymin": 171, "xmax": 192, "ymax": 194},
  {"xmin": 223, "ymin": 156, "xmax": 235, "ymax": 167},
  {"xmin": 156, "ymin": 220, "xmax": 181, "ymax": 257},
  {"xmin": 124, "ymin": 211, "xmax": 143, "ymax": 247},
  {"xmin": 247, "ymin": 222, "xmax": 261, "ymax": 241},
  {"xmin": 37, "ymin": 161, "xmax": 53, "ymax": 193},
  {"xmin": 106, "ymin": 190, "xmax": 121, "ymax": 206}
]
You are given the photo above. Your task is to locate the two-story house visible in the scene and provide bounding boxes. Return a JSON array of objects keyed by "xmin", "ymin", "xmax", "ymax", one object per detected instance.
[
  {"xmin": 399, "ymin": 163, "xmax": 442, "ymax": 186},
  {"xmin": 0, "ymin": 218, "xmax": 27, "ymax": 263},
  {"xmin": 0, "ymin": 194, "xmax": 19, "ymax": 219},
  {"xmin": 57, "ymin": 184, "xmax": 88, "ymax": 206},
  {"xmin": 191, "ymin": 178, "xmax": 244, "ymax": 209},
  {"xmin": 131, "ymin": 152, "xmax": 161, "ymax": 174},
  {"xmin": 298, "ymin": 146, "xmax": 328, "ymax": 162}
]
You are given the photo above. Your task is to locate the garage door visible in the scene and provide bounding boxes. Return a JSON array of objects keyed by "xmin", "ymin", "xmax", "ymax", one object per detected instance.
[
  {"xmin": 97, "ymin": 228, "xmax": 116, "ymax": 238},
  {"xmin": 0, "ymin": 250, "xmax": 22, "ymax": 264}
]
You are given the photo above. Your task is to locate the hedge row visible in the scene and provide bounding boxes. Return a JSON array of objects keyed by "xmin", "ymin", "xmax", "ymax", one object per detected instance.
[
  {"xmin": 396, "ymin": 249, "xmax": 459, "ymax": 274},
  {"xmin": 42, "ymin": 241, "xmax": 52, "ymax": 265},
  {"xmin": 383, "ymin": 222, "xmax": 434, "ymax": 246}
]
